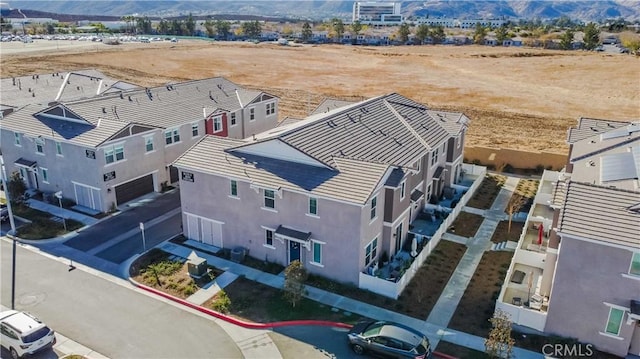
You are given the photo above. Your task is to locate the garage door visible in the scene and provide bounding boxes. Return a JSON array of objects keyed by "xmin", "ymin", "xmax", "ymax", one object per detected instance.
[
  {"xmin": 74, "ymin": 183, "xmax": 103, "ymax": 212},
  {"xmin": 115, "ymin": 174, "xmax": 154, "ymax": 205}
]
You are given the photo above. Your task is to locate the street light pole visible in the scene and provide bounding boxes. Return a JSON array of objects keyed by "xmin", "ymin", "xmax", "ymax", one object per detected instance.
[
  {"xmin": 55, "ymin": 191, "xmax": 66, "ymax": 231},
  {"xmin": 140, "ymin": 222, "xmax": 146, "ymax": 252},
  {"xmin": 1, "ymin": 156, "xmax": 18, "ymax": 310}
]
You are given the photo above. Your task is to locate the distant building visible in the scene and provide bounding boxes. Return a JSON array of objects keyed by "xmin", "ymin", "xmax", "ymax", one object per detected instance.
[{"xmin": 352, "ymin": 2, "xmax": 403, "ymax": 25}]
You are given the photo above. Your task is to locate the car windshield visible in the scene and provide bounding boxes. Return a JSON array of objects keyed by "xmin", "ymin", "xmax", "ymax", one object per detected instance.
[
  {"xmin": 22, "ymin": 326, "xmax": 50, "ymax": 343},
  {"xmin": 362, "ymin": 322, "xmax": 384, "ymax": 337}
]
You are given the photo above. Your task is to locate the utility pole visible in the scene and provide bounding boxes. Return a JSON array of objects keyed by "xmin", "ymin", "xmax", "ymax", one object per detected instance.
[{"xmin": 1, "ymin": 156, "xmax": 18, "ymax": 309}]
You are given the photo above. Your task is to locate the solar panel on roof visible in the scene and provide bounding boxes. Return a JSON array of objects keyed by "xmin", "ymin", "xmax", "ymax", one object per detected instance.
[{"xmin": 600, "ymin": 152, "xmax": 638, "ymax": 182}]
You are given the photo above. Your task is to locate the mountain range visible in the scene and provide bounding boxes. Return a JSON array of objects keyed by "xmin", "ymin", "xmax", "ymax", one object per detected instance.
[{"xmin": 2, "ymin": 1, "xmax": 640, "ymax": 22}]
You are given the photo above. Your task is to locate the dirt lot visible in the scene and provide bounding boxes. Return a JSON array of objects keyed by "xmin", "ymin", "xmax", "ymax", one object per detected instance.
[{"xmin": 1, "ymin": 40, "xmax": 637, "ymax": 153}]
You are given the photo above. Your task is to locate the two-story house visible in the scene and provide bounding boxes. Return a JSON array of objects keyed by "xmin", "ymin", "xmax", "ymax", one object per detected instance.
[
  {"xmin": 544, "ymin": 120, "xmax": 640, "ymax": 357},
  {"xmin": 495, "ymin": 118, "xmax": 640, "ymax": 357},
  {"xmin": 0, "ymin": 74, "xmax": 279, "ymax": 212},
  {"xmin": 173, "ymin": 93, "xmax": 469, "ymax": 286}
]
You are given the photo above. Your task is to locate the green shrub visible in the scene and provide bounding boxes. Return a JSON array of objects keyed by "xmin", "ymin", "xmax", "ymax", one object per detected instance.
[{"xmin": 211, "ymin": 290, "xmax": 231, "ymax": 313}]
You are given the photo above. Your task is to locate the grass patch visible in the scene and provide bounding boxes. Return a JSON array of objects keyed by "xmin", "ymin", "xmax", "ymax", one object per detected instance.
[
  {"xmin": 436, "ymin": 341, "xmax": 488, "ymax": 359},
  {"xmin": 447, "ymin": 211, "xmax": 484, "ymax": 238},
  {"xmin": 449, "ymin": 251, "xmax": 514, "ymax": 337},
  {"xmin": 12, "ymin": 204, "xmax": 84, "ymax": 239},
  {"xmin": 466, "ymin": 174, "xmax": 506, "ymax": 210},
  {"xmin": 205, "ymin": 276, "xmax": 363, "ymax": 324},
  {"xmin": 490, "ymin": 221, "xmax": 524, "ymax": 244},
  {"xmin": 130, "ymin": 248, "xmax": 224, "ymax": 299},
  {"xmin": 514, "ymin": 179, "xmax": 539, "ymax": 198}
]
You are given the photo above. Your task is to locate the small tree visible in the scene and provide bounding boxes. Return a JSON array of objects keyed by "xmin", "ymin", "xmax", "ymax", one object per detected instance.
[
  {"xmin": 283, "ymin": 260, "xmax": 308, "ymax": 308},
  {"xmin": 215, "ymin": 20, "xmax": 230, "ymax": 40},
  {"xmin": 583, "ymin": 22, "xmax": 600, "ymax": 50},
  {"xmin": 330, "ymin": 18, "xmax": 344, "ymax": 42},
  {"xmin": 415, "ymin": 24, "xmax": 430, "ymax": 44},
  {"xmin": 495, "ymin": 25, "xmax": 509, "ymax": 43},
  {"xmin": 431, "ymin": 25, "xmax": 446, "ymax": 44},
  {"xmin": 398, "ymin": 23, "xmax": 411, "ymax": 43},
  {"xmin": 350, "ymin": 20, "xmax": 363, "ymax": 38},
  {"xmin": 6, "ymin": 171, "xmax": 26, "ymax": 205},
  {"xmin": 301, "ymin": 21, "xmax": 313, "ymax": 42},
  {"xmin": 559, "ymin": 28, "xmax": 575, "ymax": 50},
  {"xmin": 485, "ymin": 310, "xmax": 515, "ymax": 359},
  {"xmin": 506, "ymin": 194, "xmax": 527, "ymax": 233},
  {"xmin": 474, "ymin": 22, "xmax": 488, "ymax": 44}
]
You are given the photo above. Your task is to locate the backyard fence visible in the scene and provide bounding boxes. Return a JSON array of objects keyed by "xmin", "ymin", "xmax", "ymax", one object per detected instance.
[{"xmin": 359, "ymin": 164, "xmax": 487, "ymax": 298}]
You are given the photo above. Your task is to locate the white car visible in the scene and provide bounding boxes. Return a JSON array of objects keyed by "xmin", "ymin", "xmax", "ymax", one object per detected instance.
[{"xmin": 0, "ymin": 311, "xmax": 56, "ymax": 359}]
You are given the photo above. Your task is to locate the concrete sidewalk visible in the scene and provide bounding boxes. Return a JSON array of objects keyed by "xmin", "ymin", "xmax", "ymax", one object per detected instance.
[{"xmin": 26, "ymin": 199, "xmax": 98, "ymax": 226}]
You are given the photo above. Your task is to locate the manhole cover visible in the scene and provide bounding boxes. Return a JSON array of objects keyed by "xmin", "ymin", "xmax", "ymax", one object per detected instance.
[{"xmin": 18, "ymin": 292, "xmax": 47, "ymax": 307}]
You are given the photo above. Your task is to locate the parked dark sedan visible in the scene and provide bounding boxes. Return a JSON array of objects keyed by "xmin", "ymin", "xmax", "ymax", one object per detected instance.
[{"xmin": 347, "ymin": 320, "xmax": 432, "ymax": 358}]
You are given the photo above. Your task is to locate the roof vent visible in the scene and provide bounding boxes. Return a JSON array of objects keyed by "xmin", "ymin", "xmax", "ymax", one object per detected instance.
[
  {"xmin": 32, "ymin": 92, "xmax": 35, "ymax": 97},
  {"xmin": 590, "ymin": 126, "xmax": 597, "ymax": 131},
  {"xmin": 102, "ymin": 107, "xmax": 106, "ymax": 113},
  {"xmin": 587, "ymin": 160, "xmax": 595, "ymax": 167},
  {"xmin": 128, "ymin": 96, "xmax": 132, "ymax": 101},
  {"xmin": 119, "ymin": 93, "xmax": 124, "ymax": 99},
  {"xmin": 28, "ymin": 88, "xmax": 31, "ymax": 92}
]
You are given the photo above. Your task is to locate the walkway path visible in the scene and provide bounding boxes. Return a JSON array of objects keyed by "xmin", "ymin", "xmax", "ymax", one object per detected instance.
[
  {"xmin": 425, "ymin": 176, "xmax": 518, "ymax": 332},
  {"xmin": 26, "ymin": 198, "xmax": 98, "ymax": 226}
]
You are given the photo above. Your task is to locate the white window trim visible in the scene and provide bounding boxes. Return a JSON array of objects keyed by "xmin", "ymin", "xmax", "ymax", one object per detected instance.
[
  {"xmin": 40, "ymin": 167, "xmax": 49, "ymax": 184},
  {"xmin": 230, "ymin": 112, "xmax": 237, "ymax": 127},
  {"xmin": 602, "ymin": 303, "xmax": 627, "ymax": 337},
  {"xmin": 191, "ymin": 122, "xmax": 200, "ymax": 137},
  {"xmin": 369, "ymin": 195, "xmax": 378, "ymax": 223},
  {"xmin": 14, "ymin": 133, "xmax": 21, "ymax": 147},
  {"xmin": 364, "ymin": 236, "xmax": 378, "ymax": 266},
  {"xmin": 309, "ymin": 240, "xmax": 323, "ymax": 267},
  {"xmin": 55, "ymin": 141, "xmax": 63, "ymax": 156},
  {"xmin": 261, "ymin": 207, "xmax": 278, "ymax": 213},
  {"xmin": 415, "ymin": 159, "xmax": 420, "ymax": 172},
  {"xmin": 627, "ymin": 252, "xmax": 640, "ymax": 276},
  {"xmin": 456, "ymin": 136, "xmax": 461, "ymax": 149},
  {"xmin": 400, "ymin": 181, "xmax": 406, "ymax": 201},
  {"xmin": 249, "ymin": 107, "xmax": 256, "ymax": 121},
  {"xmin": 164, "ymin": 127, "xmax": 181, "ymax": 146},
  {"xmin": 230, "ymin": 180, "xmax": 239, "ymax": 197},
  {"xmin": 308, "ymin": 197, "xmax": 318, "ymax": 216},
  {"xmin": 35, "ymin": 137, "xmax": 45, "ymax": 155},
  {"xmin": 621, "ymin": 273, "xmax": 640, "ymax": 280},
  {"xmin": 263, "ymin": 227, "xmax": 276, "ymax": 249},
  {"xmin": 144, "ymin": 135, "xmax": 155, "ymax": 154},
  {"xmin": 263, "ymin": 189, "xmax": 276, "ymax": 210},
  {"xmin": 103, "ymin": 143, "xmax": 126, "ymax": 166},
  {"xmin": 212, "ymin": 116, "xmax": 223, "ymax": 134}
]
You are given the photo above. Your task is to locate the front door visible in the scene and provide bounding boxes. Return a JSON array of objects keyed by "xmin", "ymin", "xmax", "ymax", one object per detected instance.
[
  {"xmin": 395, "ymin": 223, "xmax": 403, "ymax": 254},
  {"xmin": 289, "ymin": 241, "xmax": 301, "ymax": 264},
  {"xmin": 630, "ymin": 321, "xmax": 640, "ymax": 356}
]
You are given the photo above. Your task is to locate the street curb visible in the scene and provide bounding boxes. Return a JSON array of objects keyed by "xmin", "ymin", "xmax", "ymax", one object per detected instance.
[{"xmin": 129, "ymin": 277, "xmax": 352, "ymax": 329}]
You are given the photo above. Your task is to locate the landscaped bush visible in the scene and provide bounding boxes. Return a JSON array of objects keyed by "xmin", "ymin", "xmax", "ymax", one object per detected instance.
[{"xmin": 211, "ymin": 290, "xmax": 231, "ymax": 313}]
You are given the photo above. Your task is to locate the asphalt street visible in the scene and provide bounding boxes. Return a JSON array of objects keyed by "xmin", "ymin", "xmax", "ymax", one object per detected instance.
[{"xmin": 0, "ymin": 239, "xmax": 242, "ymax": 359}]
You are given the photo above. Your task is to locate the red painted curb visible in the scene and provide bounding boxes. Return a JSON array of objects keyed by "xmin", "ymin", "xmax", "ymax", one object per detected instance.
[
  {"xmin": 432, "ymin": 351, "xmax": 458, "ymax": 359},
  {"xmin": 136, "ymin": 282, "xmax": 353, "ymax": 330}
]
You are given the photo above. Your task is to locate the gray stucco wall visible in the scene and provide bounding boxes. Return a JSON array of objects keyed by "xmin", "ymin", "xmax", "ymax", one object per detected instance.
[
  {"xmin": 179, "ymin": 169, "xmax": 370, "ymax": 285},
  {"xmin": 242, "ymin": 99, "xmax": 279, "ymax": 139},
  {"xmin": 545, "ymin": 237, "xmax": 640, "ymax": 357}
]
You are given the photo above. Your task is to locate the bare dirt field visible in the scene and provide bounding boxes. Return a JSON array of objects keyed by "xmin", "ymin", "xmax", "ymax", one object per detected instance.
[{"xmin": 1, "ymin": 40, "xmax": 638, "ymax": 153}]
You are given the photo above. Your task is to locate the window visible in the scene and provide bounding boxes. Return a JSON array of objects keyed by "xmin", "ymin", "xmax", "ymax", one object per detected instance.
[
  {"xmin": 250, "ymin": 108, "xmax": 255, "ymax": 121},
  {"xmin": 19, "ymin": 168, "xmax": 26, "ymax": 179},
  {"xmin": 312, "ymin": 242, "xmax": 322, "ymax": 264},
  {"xmin": 456, "ymin": 136, "xmax": 461, "ymax": 149},
  {"xmin": 40, "ymin": 168, "xmax": 49, "ymax": 183},
  {"xmin": 431, "ymin": 147, "xmax": 439, "ymax": 166},
  {"xmin": 630, "ymin": 252, "xmax": 640, "ymax": 276},
  {"xmin": 264, "ymin": 189, "xmax": 275, "ymax": 209},
  {"xmin": 165, "ymin": 128, "xmax": 180, "ymax": 145},
  {"xmin": 35, "ymin": 137, "xmax": 45, "ymax": 154},
  {"xmin": 370, "ymin": 196, "xmax": 377, "ymax": 220},
  {"xmin": 192, "ymin": 123, "xmax": 199, "ymax": 137},
  {"xmin": 105, "ymin": 145, "xmax": 125, "ymax": 164},
  {"xmin": 415, "ymin": 159, "xmax": 420, "ymax": 172},
  {"xmin": 426, "ymin": 183, "xmax": 432, "ymax": 203},
  {"xmin": 55, "ymin": 141, "xmax": 63, "ymax": 156},
  {"xmin": 265, "ymin": 229, "xmax": 274, "ymax": 246},
  {"xmin": 145, "ymin": 136, "xmax": 154, "ymax": 152},
  {"xmin": 266, "ymin": 102, "xmax": 275, "ymax": 115},
  {"xmin": 400, "ymin": 181, "xmax": 406, "ymax": 200},
  {"xmin": 605, "ymin": 307, "xmax": 624, "ymax": 335},
  {"xmin": 230, "ymin": 180, "xmax": 238, "ymax": 196},
  {"xmin": 213, "ymin": 117, "xmax": 223, "ymax": 133},
  {"xmin": 230, "ymin": 113, "xmax": 237, "ymax": 126},
  {"xmin": 309, "ymin": 197, "xmax": 318, "ymax": 215},
  {"xmin": 14, "ymin": 133, "xmax": 21, "ymax": 146},
  {"xmin": 365, "ymin": 237, "xmax": 378, "ymax": 266}
]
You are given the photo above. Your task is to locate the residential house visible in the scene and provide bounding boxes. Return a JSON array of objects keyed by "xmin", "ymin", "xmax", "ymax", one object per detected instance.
[
  {"xmin": 1, "ymin": 74, "xmax": 279, "ymax": 212},
  {"xmin": 173, "ymin": 93, "xmax": 469, "ymax": 286},
  {"xmin": 495, "ymin": 118, "xmax": 640, "ymax": 357}
]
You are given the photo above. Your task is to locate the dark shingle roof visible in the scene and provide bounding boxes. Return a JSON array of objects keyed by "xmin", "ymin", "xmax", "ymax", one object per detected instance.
[
  {"xmin": 558, "ymin": 181, "xmax": 640, "ymax": 248},
  {"xmin": 173, "ymin": 136, "xmax": 390, "ymax": 204}
]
